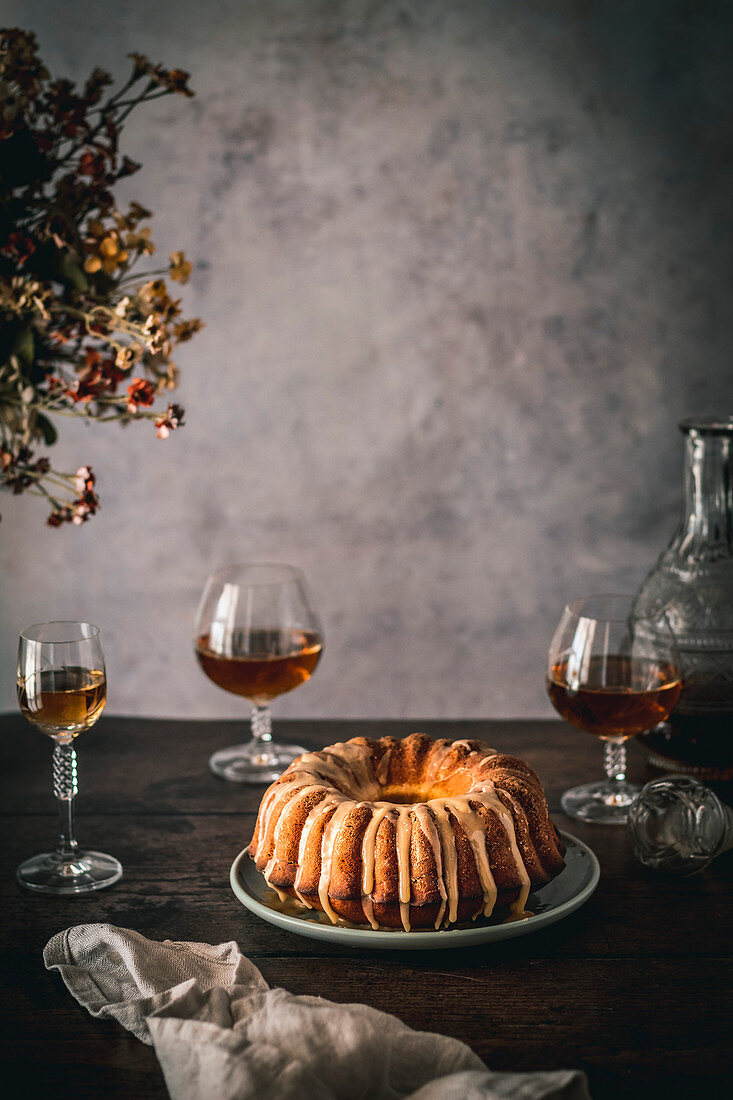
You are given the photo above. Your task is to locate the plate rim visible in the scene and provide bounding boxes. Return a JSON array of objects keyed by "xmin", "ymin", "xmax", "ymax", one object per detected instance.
[{"xmin": 229, "ymin": 829, "xmax": 600, "ymax": 950}]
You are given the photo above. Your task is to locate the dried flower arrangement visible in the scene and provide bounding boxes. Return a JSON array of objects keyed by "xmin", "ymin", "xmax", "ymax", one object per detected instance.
[{"xmin": 0, "ymin": 29, "xmax": 202, "ymax": 526}]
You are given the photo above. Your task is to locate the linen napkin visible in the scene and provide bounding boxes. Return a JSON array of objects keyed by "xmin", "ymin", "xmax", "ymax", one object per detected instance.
[{"xmin": 44, "ymin": 924, "xmax": 590, "ymax": 1100}]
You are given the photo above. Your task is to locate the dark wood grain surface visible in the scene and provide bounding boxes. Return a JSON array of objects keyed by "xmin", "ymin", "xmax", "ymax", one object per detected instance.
[{"xmin": 1, "ymin": 714, "xmax": 731, "ymax": 1100}]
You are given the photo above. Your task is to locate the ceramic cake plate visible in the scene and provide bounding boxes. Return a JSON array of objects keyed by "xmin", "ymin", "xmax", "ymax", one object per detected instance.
[{"xmin": 229, "ymin": 830, "xmax": 600, "ymax": 950}]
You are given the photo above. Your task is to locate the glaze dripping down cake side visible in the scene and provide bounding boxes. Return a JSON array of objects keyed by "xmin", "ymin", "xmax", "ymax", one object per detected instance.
[{"xmin": 248, "ymin": 732, "xmax": 566, "ymax": 931}]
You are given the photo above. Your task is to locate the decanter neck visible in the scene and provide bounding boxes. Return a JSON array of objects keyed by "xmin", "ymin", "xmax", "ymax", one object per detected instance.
[{"xmin": 675, "ymin": 419, "xmax": 733, "ymax": 559}]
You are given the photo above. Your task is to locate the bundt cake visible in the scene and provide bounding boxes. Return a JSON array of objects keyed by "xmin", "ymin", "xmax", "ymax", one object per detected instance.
[{"xmin": 248, "ymin": 732, "xmax": 565, "ymax": 931}]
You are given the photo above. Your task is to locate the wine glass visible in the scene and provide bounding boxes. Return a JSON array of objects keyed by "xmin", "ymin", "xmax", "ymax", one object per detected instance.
[
  {"xmin": 546, "ymin": 594, "xmax": 682, "ymax": 824},
  {"xmin": 16, "ymin": 621, "xmax": 123, "ymax": 893},
  {"xmin": 194, "ymin": 562, "xmax": 324, "ymax": 783}
]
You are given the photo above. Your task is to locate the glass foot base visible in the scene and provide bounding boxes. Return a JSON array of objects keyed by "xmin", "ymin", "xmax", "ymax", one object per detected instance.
[
  {"xmin": 209, "ymin": 741, "xmax": 306, "ymax": 783},
  {"xmin": 17, "ymin": 849, "xmax": 123, "ymax": 894},
  {"xmin": 561, "ymin": 780, "xmax": 641, "ymax": 825}
]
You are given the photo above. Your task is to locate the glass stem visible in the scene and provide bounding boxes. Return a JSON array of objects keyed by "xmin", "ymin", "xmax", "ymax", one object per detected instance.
[
  {"xmin": 604, "ymin": 738, "xmax": 627, "ymax": 785},
  {"xmin": 53, "ymin": 742, "xmax": 79, "ymax": 859},
  {"xmin": 251, "ymin": 704, "xmax": 273, "ymax": 745}
]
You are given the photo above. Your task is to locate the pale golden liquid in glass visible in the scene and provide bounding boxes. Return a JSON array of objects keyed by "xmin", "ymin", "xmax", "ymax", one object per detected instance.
[{"xmin": 18, "ymin": 667, "xmax": 107, "ymax": 738}]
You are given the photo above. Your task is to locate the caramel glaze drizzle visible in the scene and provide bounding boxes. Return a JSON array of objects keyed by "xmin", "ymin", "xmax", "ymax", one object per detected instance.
[{"xmin": 253, "ymin": 740, "xmax": 532, "ymax": 932}]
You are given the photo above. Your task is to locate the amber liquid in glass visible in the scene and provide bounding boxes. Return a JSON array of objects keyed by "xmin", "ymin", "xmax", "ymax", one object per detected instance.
[
  {"xmin": 18, "ymin": 667, "xmax": 107, "ymax": 737},
  {"xmin": 547, "ymin": 655, "xmax": 682, "ymax": 740},
  {"xmin": 196, "ymin": 629, "xmax": 322, "ymax": 702}
]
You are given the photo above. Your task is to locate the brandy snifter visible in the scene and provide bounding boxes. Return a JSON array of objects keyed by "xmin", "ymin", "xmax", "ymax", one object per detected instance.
[
  {"xmin": 195, "ymin": 563, "xmax": 323, "ymax": 783},
  {"xmin": 547, "ymin": 595, "xmax": 682, "ymax": 824}
]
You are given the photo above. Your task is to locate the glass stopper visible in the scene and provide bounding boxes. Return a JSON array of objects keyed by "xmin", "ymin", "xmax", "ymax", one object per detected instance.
[{"xmin": 627, "ymin": 775, "xmax": 733, "ymax": 875}]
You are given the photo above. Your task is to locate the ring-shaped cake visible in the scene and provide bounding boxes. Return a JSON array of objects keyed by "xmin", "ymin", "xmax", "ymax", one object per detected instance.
[{"xmin": 249, "ymin": 732, "xmax": 566, "ymax": 930}]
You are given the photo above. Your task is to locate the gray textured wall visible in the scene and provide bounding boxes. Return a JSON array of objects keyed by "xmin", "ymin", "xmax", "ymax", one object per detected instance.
[{"xmin": 1, "ymin": 0, "xmax": 732, "ymax": 719}]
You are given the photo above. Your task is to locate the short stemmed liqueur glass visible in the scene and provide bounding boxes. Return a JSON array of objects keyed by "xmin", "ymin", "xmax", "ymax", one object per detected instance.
[
  {"xmin": 194, "ymin": 563, "xmax": 324, "ymax": 783},
  {"xmin": 546, "ymin": 594, "xmax": 682, "ymax": 825},
  {"xmin": 16, "ymin": 622, "xmax": 123, "ymax": 893}
]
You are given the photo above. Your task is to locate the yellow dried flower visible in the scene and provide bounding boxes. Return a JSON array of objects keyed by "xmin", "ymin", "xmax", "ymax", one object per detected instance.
[
  {"xmin": 173, "ymin": 318, "xmax": 204, "ymax": 342},
  {"xmin": 125, "ymin": 225, "xmax": 155, "ymax": 255},
  {"xmin": 139, "ymin": 279, "xmax": 168, "ymax": 306},
  {"xmin": 169, "ymin": 250, "xmax": 192, "ymax": 283},
  {"xmin": 84, "ymin": 226, "xmax": 129, "ymax": 275}
]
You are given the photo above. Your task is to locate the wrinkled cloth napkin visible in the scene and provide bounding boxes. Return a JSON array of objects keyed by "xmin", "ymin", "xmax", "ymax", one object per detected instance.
[{"xmin": 44, "ymin": 924, "xmax": 590, "ymax": 1100}]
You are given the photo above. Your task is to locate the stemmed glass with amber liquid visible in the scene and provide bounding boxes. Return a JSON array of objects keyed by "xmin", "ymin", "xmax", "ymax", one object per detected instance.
[
  {"xmin": 195, "ymin": 563, "xmax": 323, "ymax": 783},
  {"xmin": 16, "ymin": 621, "xmax": 123, "ymax": 893},
  {"xmin": 546, "ymin": 594, "xmax": 682, "ymax": 824}
]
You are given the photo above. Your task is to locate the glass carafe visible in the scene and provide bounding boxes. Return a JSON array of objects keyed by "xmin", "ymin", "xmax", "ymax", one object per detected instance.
[{"xmin": 633, "ymin": 417, "xmax": 733, "ymax": 779}]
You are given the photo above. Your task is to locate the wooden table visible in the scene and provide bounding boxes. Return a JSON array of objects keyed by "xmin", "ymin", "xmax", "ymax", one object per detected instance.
[{"xmin": 2, "ymin": 715, "xmax": 731, "ymax": 1099}]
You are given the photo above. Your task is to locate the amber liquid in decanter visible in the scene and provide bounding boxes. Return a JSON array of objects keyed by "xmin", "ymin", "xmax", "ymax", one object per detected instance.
[
  {"xmin": 547, "ymin": 655, "xmax": 682, "ymax": 740},
  {"xmin": 196, "ymin": 628, "xmax": 322, "ymax": 702},
  {"xmin": 644, "ymin": 713, "xmax": 733, "ymax": 779},
  {"xmin": 17, "ymin": 667, "xmax": 107, "ymax": 737}
]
